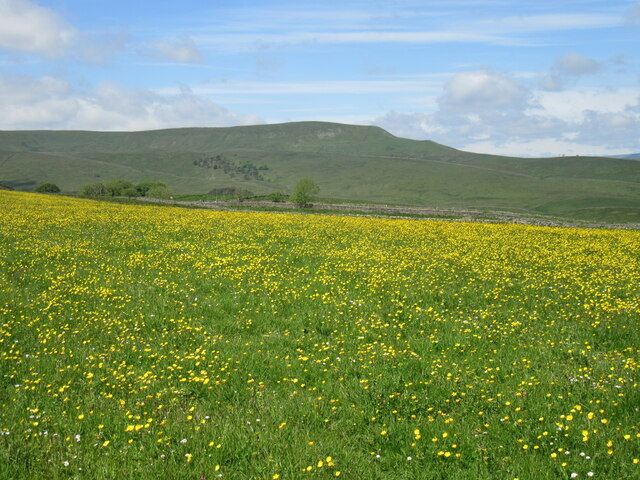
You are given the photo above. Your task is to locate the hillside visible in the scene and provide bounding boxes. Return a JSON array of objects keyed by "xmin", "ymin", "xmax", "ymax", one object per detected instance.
[
  {"xmin": 1, "ymin": 121, "xmax": 640, "ymax": 223},
  {"xmin": 611, "ymin": 153, "xmax": 640, "ymax": 160}
]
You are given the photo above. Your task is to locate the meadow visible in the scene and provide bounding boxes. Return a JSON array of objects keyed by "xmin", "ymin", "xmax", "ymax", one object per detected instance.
[{"xmin": 0, "ymin": 190, "xmax": 639, "ymax": 479}]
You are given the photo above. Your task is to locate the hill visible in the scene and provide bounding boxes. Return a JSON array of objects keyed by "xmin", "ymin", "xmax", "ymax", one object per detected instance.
[
  {"xmin": 611, "ymin": 153, "xmax": 640, "ymax": 160},
  {"xmin": 1, "ymin": 121, "xmax": 639, "ymax": 223}
]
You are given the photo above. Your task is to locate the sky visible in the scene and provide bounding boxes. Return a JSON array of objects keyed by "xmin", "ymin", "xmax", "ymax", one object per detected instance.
[{"xmin": 0, "ymin": 0, "xmax": 639, "ymax": 157}]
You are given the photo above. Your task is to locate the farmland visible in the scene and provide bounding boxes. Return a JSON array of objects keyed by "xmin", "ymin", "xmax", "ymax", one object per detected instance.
[{"xmin": 1, "ymin": 190, "xmax": 639, "ymax": 479}]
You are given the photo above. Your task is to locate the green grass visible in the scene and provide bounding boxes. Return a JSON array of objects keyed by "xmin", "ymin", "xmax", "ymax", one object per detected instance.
[
  {"xmin": 1, "ymin": 122, "xmax": 640, "ymax": 223},
  {"xmin": 1, "ymin": 191, "xmax": 639, "ymax": 479}
]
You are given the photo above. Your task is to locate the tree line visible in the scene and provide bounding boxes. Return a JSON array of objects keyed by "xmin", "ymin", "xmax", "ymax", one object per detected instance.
[{"xmin": 80, "ymin": 180, "xmax": 172, "ymax": 199}]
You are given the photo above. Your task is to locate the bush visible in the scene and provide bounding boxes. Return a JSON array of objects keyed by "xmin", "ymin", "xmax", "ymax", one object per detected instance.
[
  {"xmin": 81, "ymin": 182, "xmax": 109, "ymax": 196},
  {"xmin": 106, "ymin": 180, "xmax": 134, "ymax": 196},
  {"xmin": 270, "ymin": 191, "xmax": 287, "ymax": 202},
  {"xmin": 35, "ymin": 183, "xmax": 61, "ymax": 193},
  {"xmin": 291, "ymin": 179, "xmax": 319, "ymax": 208},
  {"xmin": 146, "ymin": 185, "xmax": 173, "ymax": 200},
  {"xmin": 136, "ymin": 181, "xmax": 167, "ymax": 197}
]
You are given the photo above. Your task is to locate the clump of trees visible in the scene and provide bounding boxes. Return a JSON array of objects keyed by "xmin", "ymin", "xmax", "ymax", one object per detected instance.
[
  {"xmin": 35, "ymin": 183, "xmax": 61, "ymax": 193},
  {"xmin": 208, "ymin": 187, "xmax": 254, "ymax": 198},
  {"xmin": 194, "ymin": 154, "xmax": 268, "ymax": 180},
  {"xmin": 291, "ymin": 178, "xmax": 319, "ymax": 208},
  {"xmin": 81, "ymin": 180, "xmax": 172, "ymax": 199}
]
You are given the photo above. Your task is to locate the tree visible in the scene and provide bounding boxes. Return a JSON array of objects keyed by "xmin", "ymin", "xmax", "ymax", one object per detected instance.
[
  {"xmin": 136, "ymin": 180, "xmax": 166, "ymax": 197},
  {"xmin": 35, "ymin": 183, "xmax": 60, "ymax": 193},
  {"xmin": 291, "ymin": 178, "xmax": 319, "ymax": 208},
  {"xmin": 146, "ymin": 184, "xmax": 173, "ymax": 200},
  {"xmin": 81, "ymin": 182, "xmax": 109, "ymax": 196},
  {"xmin": 122, "ymin": 187, "xmax": 139, "ymax": 197},
  {"xmin": 105, "ymin": 179, "xmax": 134, "ymax": 196}
]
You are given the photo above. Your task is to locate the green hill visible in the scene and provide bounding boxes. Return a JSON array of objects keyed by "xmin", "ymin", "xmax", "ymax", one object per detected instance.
[{"xmin": 1, "ymin": 121, "xmax": 639, "ymax": 223}]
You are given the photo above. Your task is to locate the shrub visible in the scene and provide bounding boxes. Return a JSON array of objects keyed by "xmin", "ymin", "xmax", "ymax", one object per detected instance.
[
  {"xmin": 146, "ymin": 185, "xmax": 173, "ymax": 200},
  {"xmin": 35, "ymin": 183, "xmax": 61, "ymax": 193},
  {"xmin": 136, "ymin": 181, "xmax": 168, "ymax": 196},
  {"xmin": 291, "ymin": 179, "xmax": 319, "ymax": 208},
  {"xmin": 270, "ymin": 191, "xmax": 287, "ymax": 202},
  {"xmin": 106, "ymin": 180, "xmax": 135, "ymax": 196},
  {"xmin": 81, "ymin": 182, "xmax": 109, "ymax": 196}
]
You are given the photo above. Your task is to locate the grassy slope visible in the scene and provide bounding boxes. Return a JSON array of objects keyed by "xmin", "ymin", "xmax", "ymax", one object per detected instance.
[{"xmin": 1, "ymin": 122, "xmax": 639, "ymax": 222}]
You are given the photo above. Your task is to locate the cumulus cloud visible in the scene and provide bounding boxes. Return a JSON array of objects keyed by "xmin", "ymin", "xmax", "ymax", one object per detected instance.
[
  {"xmin": 0, "ymin": 73, "xmax": 261, "ymax": 131},
  {"xmin": 150, "ymin": 37, "xmax": 203, "ymax": 63},
  {"xmin": 374, "ymin": 70, "xmax": 640, "ymax": 157},
  {"xmin": 539, "ymin": 53, "xmax": 602, "ymax": 91},
  {"xmin": 0, "ymin": 0, "xmax": 76, "ymax": 57},
  {"xmin": 438, "ymin": 70, "xmax": 528, "ymax": 112}
]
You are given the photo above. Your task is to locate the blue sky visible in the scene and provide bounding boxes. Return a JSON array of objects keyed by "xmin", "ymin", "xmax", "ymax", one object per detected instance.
[{"xmin": 1, "ymin": 0, "xmax": 639, "ymax": 156}]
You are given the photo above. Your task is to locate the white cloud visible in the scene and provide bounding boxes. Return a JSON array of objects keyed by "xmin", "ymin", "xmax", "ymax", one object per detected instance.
[
  {"xmin": 373, "ymin": 70, "xmax": 640, "ymax": 157},
  {"xmin": 190, "ymin": 9, "xmax": 621, "ymax": 53},
  {"xmin": 470, "ymin": 13, "xmax": 620, "ymax": 34},
  {"xmin": 0, "ymin": 73, "xmax": 261, "ymax": 131},
  {"xmin": 150, "ymin": 36, "xmax": 203, "ymax": 63},
  {"xmin": 539, "ymin": 53, "xmax": 603, "ymax": 91},
  {"xmin": 553, "ymin": 53, "xmax": 601, "ymax": 76},
  {"xmin": 0, "ymin": 0, "xmax": 76, "ymax": 56},
  {"xmin": 193, "ymin": 30, "xmax": 513, "ymax": 52},
  {"xmin": 438, "ymin": 70, "xmax": 527, "ymax": 112},
  {"xmin": 529, "ymin": 88, "xmax": 639, "ymax": 122}
]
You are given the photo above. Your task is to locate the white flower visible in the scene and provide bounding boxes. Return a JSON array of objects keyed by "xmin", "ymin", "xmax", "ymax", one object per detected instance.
[
  {"xmin": 407, "ymin": 456, "xmax": 412, "ymax": 461},
  {"xmin": 180, "ymin": 438, "xmax": 187, "ymax": 444},
  {"xmin": 74, "ymin": 434, "xmax": 81, "ymax": 442},
  {"xmin": 63, "ymin": 461, "xmax": 69, "ymax": 467},
  {"xmin": 571, "ymin": 474, "xmax": 579, "ymax": 478},
  {"xmin": 587, "ymin": 473, "xmax": 594, "ymax": 477}
]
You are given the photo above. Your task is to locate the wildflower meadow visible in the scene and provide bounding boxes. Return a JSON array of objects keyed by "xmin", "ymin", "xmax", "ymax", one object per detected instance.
[{"xmin": 0, "ymin": 191, "xmax": 638, "ymax": 479}]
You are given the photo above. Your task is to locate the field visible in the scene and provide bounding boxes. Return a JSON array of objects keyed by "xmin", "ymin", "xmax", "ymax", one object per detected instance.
[{"xmin": 1, "ymin": 190, "xmax": 639, "ymax": 479}]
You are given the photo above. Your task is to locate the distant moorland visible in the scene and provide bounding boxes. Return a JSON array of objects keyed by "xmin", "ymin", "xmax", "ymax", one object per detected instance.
[{"xmin": 1, "ymin": 121, "xmax": 639, "ymax": 223}]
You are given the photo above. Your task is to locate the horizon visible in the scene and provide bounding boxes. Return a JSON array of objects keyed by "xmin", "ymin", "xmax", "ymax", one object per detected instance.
[{"xmin": 0, "ymin": 0, "xmax": 639, "ymax": 157}]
